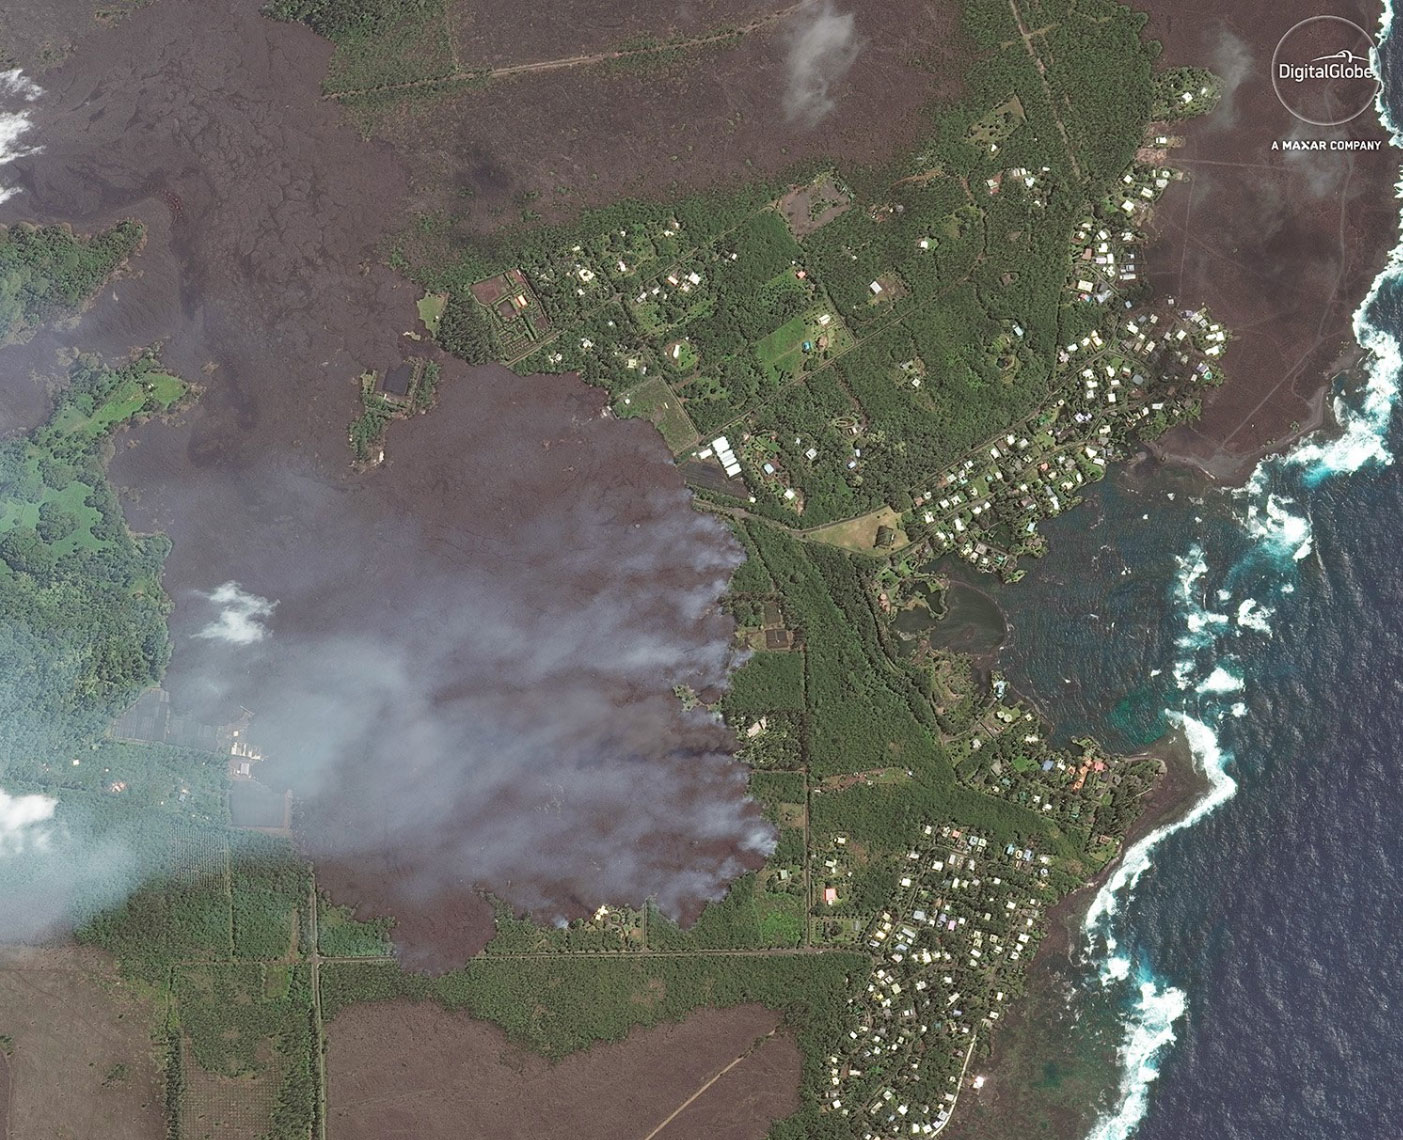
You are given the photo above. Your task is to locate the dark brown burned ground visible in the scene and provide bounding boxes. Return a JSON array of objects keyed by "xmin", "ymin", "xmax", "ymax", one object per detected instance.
[
  {"xmin": 375, "ymin": 0, "xmax": 967, "ymax": 226},
  {"xmin": 326, "ymin": 1000, "xmax": 798, "ymax": 1140},
  {"xmin": 0, "ymin": 945, "xmax": 166, "ymax": 1140},
  {"xmin": 0, "ymin": 0, "xmax": 787, "ymax": 970},
  {"xmin": 1140, "ymin": 0, "xmax": 1397, "ymax": 480},
  {"xmin": 452, "ymin": 0, "xmax": 782, "ymax": 68}
]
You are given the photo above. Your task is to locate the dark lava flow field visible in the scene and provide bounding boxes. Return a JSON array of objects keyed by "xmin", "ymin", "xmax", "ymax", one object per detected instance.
[
  {"xmin": 1144, "ymin": 0, "xmax": 1398, "ymax": 479},
  {"xmin": 0, "ymin": 0, "xmax": 919, "ymax": 966}
]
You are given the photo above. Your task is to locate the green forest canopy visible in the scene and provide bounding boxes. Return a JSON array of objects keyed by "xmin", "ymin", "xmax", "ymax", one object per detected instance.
[{"xmin": 0, "ymin": 221, "xmax": 144, "ymax": 345}]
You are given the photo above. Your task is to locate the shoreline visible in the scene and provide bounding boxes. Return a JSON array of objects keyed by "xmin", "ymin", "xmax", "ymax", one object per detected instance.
[
  {"xmin": 1043, "ymin": 725, "xmax": 1210, "ymax": 969},
  {"xmin": 1138, "ymin": 0, "xmax": 1399, "ymax": 490},
  {"xmin": 938, "ymin": 727, "xmax": 1211, "ymax": 1140},
  {"xmin": 1150, "ymin": 341, "xmax": 1368, "ymax": 485}
]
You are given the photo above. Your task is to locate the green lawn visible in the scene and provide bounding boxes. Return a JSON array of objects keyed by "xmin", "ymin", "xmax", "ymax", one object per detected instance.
[
  {"xmin": 51, "ymin": 370, "xmax": 185, "ymax": 439},
  {"xmin": 755, "ymin": 889, "xmax": 806, "ymax": 947},
  {"xmin": 416, "ymin": 292, "xmax": 447, "ymax": 336},
  {"xmin": 754, "ymin": 307, "xmax": 853, "ymax": 385},
  {"xmin": 615, "ymin": 376, "xmax": 699, "ymax": 454}
]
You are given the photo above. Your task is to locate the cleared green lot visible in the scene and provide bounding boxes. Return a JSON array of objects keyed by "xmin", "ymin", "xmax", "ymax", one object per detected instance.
[
  {"xmin": 615, "ymin": 375, "xmax": 699, "ymax": 454},
  {"xmin": 754, "ymin": 306, "xmax": 853, "ymax": 385}
]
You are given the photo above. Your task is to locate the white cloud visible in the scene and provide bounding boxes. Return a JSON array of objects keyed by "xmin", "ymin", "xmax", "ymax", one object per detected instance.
[{"xmin": 194, "ymin": 582, "xmax": 277, "ymax": 645}]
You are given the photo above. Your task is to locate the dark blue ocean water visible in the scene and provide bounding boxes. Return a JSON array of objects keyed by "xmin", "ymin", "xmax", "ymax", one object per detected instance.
[{"xmin": 983, "ymin": 21, "xmax": 1403, "ymax": 1131}]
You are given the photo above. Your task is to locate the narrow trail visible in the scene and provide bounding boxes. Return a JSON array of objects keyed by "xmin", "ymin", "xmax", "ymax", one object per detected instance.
[
  {"xmin": 308, "ymin": 877, "xmax": 328, "ymax": 1140},
  {"xmin": 637, "ymin": 1028, "xmax": 780, "ymax": 1140},
  {"xmin": 325, "ymin": 2, "xmax": 806, "ymax": 102},
  {"xmin": 1006, "ymin": 0, "xmax": 1082, "ymax": 181}
]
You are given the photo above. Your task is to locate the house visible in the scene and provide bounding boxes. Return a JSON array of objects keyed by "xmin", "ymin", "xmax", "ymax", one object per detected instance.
[{"xmin": 824, "ymin": 887, "xmax": 839, "ymax": 905}]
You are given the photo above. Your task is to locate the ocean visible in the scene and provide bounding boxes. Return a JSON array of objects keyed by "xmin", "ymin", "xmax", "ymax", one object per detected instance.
[{"xmin": 984, "ymin": 7, "xmax": 1403, "ymax": 1137}]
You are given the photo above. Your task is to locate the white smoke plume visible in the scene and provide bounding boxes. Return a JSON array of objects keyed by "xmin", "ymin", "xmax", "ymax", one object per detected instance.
[
  {"xmin": 782, "ymin": 0, "xmax": 861, "ymax": 128},
  {"xmin": 1203, "ymin": 25, "xmax": 1254, "ymax": 130},
  {"xmin": 149, "ymin": 441, "xmax": 773, "ymax": 968},
  {"xmin": 194, "ymin": 581, "xmax": 277, "ymax": 644}
]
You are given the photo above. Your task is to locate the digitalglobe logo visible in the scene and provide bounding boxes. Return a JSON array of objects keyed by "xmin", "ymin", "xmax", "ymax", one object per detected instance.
[{"xmin": 1272, "ymin": 15, "xmax": 1383, "ymax": 125}]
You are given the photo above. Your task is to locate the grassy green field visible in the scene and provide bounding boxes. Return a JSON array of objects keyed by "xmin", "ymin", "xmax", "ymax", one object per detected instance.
[
  {"xmin": 755, "ymin": 307, "xmax": 853, "ymax": 385},
  {"xmin": 615, "ymin": 375, "xmax": 699, "ymax": 454},
  {"xmin": 416, "ymin": 290, "xmax": 447, "ymax": 335}
]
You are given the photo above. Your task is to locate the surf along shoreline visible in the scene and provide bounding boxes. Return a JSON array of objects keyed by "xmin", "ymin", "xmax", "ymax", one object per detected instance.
[
  {"xmin": 949, "ymin": 1, "xmax": 1403, "ymax": 1134},
  {"xmin": 1144, "ymin": 0, "xmax": 1399, "ymax": 483}
]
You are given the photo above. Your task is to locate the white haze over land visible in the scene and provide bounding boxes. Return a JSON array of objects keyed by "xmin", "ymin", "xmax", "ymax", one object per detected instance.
[
  {"xmin": 1081, "ymin": 9, "xmax": 1403, "ymax": 1136},
  {"xmin": 194, "ymin": 582, "xmax": 278, "ymax": 644},
  {"xmin": 165, "ymin": 468, "xmax": 772, "ymax": 935},
  {"xmin": 782, "ymin": 0, "xmax": 861, "ymax": 127},
  {"xmin": 0, "ymin": 69, "xmax": 41, "ymax": 204},
  {"xmin": 1203, "ymin": 25, "xmax": 1255, "ymax": 130}
]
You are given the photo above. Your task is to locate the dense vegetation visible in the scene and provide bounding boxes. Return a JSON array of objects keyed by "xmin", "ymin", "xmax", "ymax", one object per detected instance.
[
  {"xmin": 0, "ymin": 221, "xmax": 144, "ymax": 344},
  {"xmin": 436, "ymin": 291, "xmax": 498, "ymax": 363},
  {"xmin": 377, "ymin": 0, "xmax": 1161, "ymax": 534},
  {"xmin": 0, "ymin": 353, "xmax": 185, "ymax": 776},
  {"xmin": 81, "ymin": 831, "xmax": 319, "ymax": 1139},
  {"xmin": 329, "ymin": 0, "xmax": 1187, "ymax": 1128},
  {"xmin": 262, "ymin": 0, "xmax": 433, "ymax": 41}
]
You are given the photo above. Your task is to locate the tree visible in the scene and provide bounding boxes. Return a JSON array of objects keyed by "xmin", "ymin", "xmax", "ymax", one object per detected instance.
[
  {"xmin": 36, "ymin": 501, "xmax": 78, "ymax": 543},
  {"xmin": 436, "ymin": 291, "xmax": 499, "ymax": 364}
]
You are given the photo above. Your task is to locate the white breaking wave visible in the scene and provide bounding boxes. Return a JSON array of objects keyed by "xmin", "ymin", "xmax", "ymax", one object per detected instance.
[
  {"xmin": 1195, "ymin": 666, "xmax": 1243, "ymax": 695},
  {"xmin": 0, "ymin": 69, "xmax": 42, "ymax": 205},
  {"xmin": 1236, "ymin": 599, "xmax": 1273, "ymax": 633},
  {"xmin": 0, "ymin": 786, "xmax": 56, "ymax": 853},
  {"xmin": 1238, "ymin": 488, "xmax": 1314, "ymax": 561},
  {"xmin": 194, "ymin": 582, "xmax": 278, "ymax": 645},
  {"xmin": 1082, "ymin": 713, "xmax": 1237, "ymax": 974},
  {"xmin": 1085, "ymin": 979, "xmax": 1189, "ymax": 1140},
  {"xmin": 1082, "ymin": 7, "xmax": 1403, "ymax": 1128}
]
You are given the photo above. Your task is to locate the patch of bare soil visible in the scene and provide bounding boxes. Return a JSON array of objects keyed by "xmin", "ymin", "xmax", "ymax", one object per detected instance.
[
  {"xmin": 1140, "ymin": 0, "xmax": 1397, "ymax": 480},
  {"xmin": 0, "ymin": 945, "xmax": 166, "ymax": 1140},
  {"xmin": 778, "ymin": 171, "xmax": 852, "ymax": 237},
  {"xmin": 326, "ymin": 1000, "xmax": 799, "ymax": 1140}
]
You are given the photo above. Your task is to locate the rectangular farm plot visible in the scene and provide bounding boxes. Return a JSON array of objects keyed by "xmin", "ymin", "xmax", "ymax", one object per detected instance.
[
  {"xmin": 616, "ymin": 376, "xmax": 698, "ymax": 454},
  {"xmin": 173, "ymin": 963, "xmax": 315, "ymax": 1140},
  {"xmin": 755, "ymin": 307, "xmax": 853, "ymax": 385},
  {"xmin": 469, "ymin": 268, "xmax": 550, "ymax": 358},
  {"xmin": 180, "ymin": 1061, "xmax": 279, "ymax": 1140}
]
